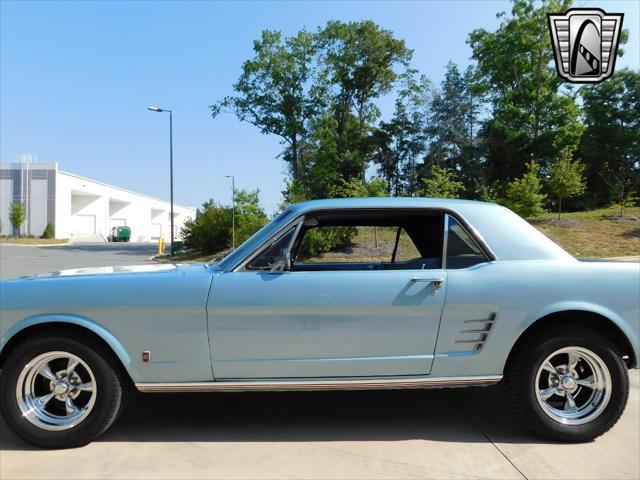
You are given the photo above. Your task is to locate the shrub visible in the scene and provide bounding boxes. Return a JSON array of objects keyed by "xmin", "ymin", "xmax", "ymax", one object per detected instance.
[
  {"xmin": 181, "ymin": 202, "xmax": 233, "ymax": 254},
  {"xmin": 181, "ymin": 189, "xmax": 269, "ymax": 254},
  {"xmin": 41, "ymin": 223, "xmax": 55, "ymax": 239},
  {"xmin": 502, "ymin": 161, "xmax": 546, "ymax": 219},
  {"xmin": 297, "ymin": 226, "xmax": 355, "ymax": 258}
]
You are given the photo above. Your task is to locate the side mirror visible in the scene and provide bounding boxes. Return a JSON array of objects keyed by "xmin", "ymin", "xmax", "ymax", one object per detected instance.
[{"xmin": 269, "ymin": 248, "xmax": 291, "ymax": 273}]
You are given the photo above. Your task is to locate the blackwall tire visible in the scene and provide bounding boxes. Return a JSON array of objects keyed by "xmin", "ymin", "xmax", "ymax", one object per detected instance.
[
  {"xmin": 0, "ymin": 333, "xmax": 123, "ymax": 449},
  {"xmin": 504, "ymin": 325, "xmax": 629, "ymax": 442}
]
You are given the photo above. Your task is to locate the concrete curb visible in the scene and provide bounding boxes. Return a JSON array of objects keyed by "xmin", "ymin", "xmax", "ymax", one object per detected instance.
[{"xmin": 0, "ymin": 241, "xmax": 70, "ymax": 247}]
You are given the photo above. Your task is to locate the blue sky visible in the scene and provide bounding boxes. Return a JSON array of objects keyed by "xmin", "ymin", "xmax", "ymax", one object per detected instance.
[{"xmin": 1, "ymin": 0, "xmax": 638, "ymax": 214}]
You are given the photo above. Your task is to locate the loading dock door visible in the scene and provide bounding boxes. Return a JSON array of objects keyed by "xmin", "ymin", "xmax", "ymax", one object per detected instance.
[{"xmin": 72, "ymin": 214, "xmax": 96, "ymax": 235}]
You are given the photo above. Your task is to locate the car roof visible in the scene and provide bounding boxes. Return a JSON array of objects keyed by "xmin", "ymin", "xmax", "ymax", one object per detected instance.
[
  {"xmin": 287, "ymin": 197, "xmax": 574, "ymax": 262},
  {"xmin": 217, "ymin": 197, "xmax": 575, "ymax": 271},
  {"xmin": 289, "ymin": 197, "xmax": 495, "ymax": 213}
]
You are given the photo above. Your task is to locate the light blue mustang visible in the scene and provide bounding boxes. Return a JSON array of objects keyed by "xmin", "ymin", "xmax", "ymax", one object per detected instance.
[{"xmin": 1, "ymin": 197, "xmax": 638, "ymax": 447}]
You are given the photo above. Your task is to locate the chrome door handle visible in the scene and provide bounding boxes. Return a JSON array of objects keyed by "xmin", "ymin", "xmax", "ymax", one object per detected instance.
[{"xmin": 410, "ymin": 277, "xmax": 444, "ymax": 289}]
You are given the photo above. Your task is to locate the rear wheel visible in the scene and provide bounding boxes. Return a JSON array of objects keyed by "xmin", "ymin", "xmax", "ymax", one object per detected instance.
[
  {"xmin": 0, "ymin": 333, "xmax": 123, "ymax": 448},
  {"xmin": 505, "ymin": 325, "xmax": 629, "ymax": 442}
]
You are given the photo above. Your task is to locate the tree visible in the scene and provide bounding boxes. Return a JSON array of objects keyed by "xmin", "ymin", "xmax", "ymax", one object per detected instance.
[
  {"xmin": 426, "ymin": 62, "xmax": 479, "ymax": 192},
  {"xmin": 182, "ymin": 189, "xmax": 268, "ymax": 254},
  {"xmin": 315, "ymin": 20, "xmax": 413, "ymax": 183},
  {"xmin": 233, "ymin": 189, "xmax": 269, "ymax": 243},
  {"xmin": 503, "ymin": 161, "xmax": 546, "ymax": 218},
  {"xmin": 9, "ymin": 202, "xmax": 25, "ymax": 237},
  {"xmin": 211, "ymin": 29, "xmax": 321, "ymax": 180},
  {"xmin": 548, "ymin": 149, "xmax": 586, "ymax": 218},
  {"xmin": 372, "ymin": 70, "xmax": 430, "ymax": 195},
  {"xmin": 578, "ymin": 69, "xmax": 640, "ymax": 212},
  {"xmin": 469, "ymin": 0, "xmax": 584, "ymax": 182},
  {"xmin": 418, "ymin": 165, "xmax": 464, "ymax": 199},
  {"xmin": 328, "ymin": 177, "xmax": 389, "ymax": 198}
]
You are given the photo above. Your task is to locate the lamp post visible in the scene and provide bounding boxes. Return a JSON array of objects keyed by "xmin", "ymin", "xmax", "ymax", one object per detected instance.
[
  {"xmin": 224, "ymin": 175, "xmax": 235, "ymax": 249},
  {"xmin": 148, "ymin": 106, "xmax": 175, "ymax": 256}
]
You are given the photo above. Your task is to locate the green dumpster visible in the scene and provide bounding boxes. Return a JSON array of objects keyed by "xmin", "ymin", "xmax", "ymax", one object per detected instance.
[{"xmin": 111, "ymin": 226, "xmax": 131, "ymax": 242}]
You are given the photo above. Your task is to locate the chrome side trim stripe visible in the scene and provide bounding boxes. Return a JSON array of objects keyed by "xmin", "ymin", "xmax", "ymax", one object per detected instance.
[{"xmin": 135, "ymin": 375, "xmax": 502, "ymax": 393}]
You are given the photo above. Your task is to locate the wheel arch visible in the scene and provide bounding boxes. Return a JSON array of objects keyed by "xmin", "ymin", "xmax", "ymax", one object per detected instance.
[
  {"xmin": 0, "ymin": 315, "xmax": 135, "ymax": 383},
  {"xmin": 506, "ymin": 308, "xmax": 637, "ymax": 370}
]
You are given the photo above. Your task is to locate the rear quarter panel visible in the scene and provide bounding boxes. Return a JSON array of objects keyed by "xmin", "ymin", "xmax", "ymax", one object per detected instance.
[{"xmin": 433, "ymin": 260, "xmax": 640, "ymax": 377}]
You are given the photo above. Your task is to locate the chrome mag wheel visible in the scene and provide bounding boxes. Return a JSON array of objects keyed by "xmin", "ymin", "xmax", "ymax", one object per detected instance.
[
  {"xmin": 16, "ymin": 351, "xmax": 97, "ymax": 431},
  {"xmin": 535, "ymin": 346, "xmax": 611, "ymax": 425}
]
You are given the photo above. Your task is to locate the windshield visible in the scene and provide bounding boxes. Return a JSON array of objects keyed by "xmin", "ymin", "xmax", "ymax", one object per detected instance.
[{"xmin": 214, "ymin": 207, "xmax": 294, "ymax": 270}]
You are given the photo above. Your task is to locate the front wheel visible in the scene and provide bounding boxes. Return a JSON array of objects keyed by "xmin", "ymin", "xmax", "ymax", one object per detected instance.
[
  {"xmin": 0, "ymin": 333, "xmax": 123, "ymax": 448},
  {"xmin": 504, "ymin": 325, "xmax": 629, "ymax": 442}
]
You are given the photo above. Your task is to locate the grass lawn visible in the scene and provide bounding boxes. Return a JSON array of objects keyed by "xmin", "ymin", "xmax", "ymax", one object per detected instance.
[
  {"xmin": 0, "ymin": 237, "xmax": 69, "ymax": 245},
  {"xmin": 532, "ymin": 206, "xmax": 639, "ymax": 258}
]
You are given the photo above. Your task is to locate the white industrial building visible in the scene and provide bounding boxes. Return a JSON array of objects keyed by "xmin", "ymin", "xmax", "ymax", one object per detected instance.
[{"xmin": 0, "ymin": 162, "xmax": 195, "ymax": 242}]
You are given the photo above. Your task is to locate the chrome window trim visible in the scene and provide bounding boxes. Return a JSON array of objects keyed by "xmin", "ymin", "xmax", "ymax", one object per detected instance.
[
  {"xmin": 444, "ymin": 213, "xmax": 493, "ymax": 269},
  {"xmin": 442, "ymin": 214, "xmax": 450, "ymax": 270},
  {"xmin": 238, "ymin": 218, "xmax": 304, "ymax": 272},
  {"xmin": 226, "ymin": 206, "xmax": 497, "ymax": 273},
  {"xmin": 136, "ymin": 375, "xmax": 503, "ymax": 393}
]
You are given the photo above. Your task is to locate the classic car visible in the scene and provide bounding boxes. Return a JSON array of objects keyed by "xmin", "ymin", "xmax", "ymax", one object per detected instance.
[{"xmin": 0, "ymin": 197, "xmax": 638, "ymax": 448}]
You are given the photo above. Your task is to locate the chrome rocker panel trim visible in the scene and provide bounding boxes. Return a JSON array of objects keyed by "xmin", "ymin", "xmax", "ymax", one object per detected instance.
[{"xmin": 136, "ymin": 375, "xmax": 503, "ymax": 393}]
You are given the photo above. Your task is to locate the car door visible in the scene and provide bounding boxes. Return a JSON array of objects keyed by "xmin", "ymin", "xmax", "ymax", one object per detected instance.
[{"xmin": 207, "ymin": 210, "xmax": 447, "ymax": 379}]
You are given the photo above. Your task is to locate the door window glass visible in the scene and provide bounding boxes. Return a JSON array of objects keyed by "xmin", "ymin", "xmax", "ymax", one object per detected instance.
[
  {"xmin": 292, "ymin": 212, "xmax": 444, "ymax": 271},
  {"xmin": 446, "ymin": 216, "xmax": 488, "ymax": 268},
  {"xmin": 246, "ymin": 226, "xmax": 296, "ymax": 270}
]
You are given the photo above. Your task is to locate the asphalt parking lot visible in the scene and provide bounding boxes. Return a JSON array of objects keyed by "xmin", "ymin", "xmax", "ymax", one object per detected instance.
[
  {"xmin": 0, "ymin": 243, "xmax": 639, "ymax": 479},
  {"xmin": 0, "ymin": 243, "xmax": 157, "ymax": 280}
]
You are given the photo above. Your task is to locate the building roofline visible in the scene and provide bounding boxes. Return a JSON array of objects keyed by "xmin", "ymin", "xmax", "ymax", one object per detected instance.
[
  {"xmin": 58, "ymin": 170, "xmax": 195, "ymax": 211},
  {"xmin": 1, "ymin": 162, "xmax": 58, "ymax": 169}
]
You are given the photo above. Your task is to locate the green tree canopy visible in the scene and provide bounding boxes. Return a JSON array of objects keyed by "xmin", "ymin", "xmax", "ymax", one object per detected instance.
[
  {"xmin": 578, "ymin": 69, "xmax": 640, "ymax": 210},
  {"xmin": 211, "ymin": 9, "xmax": 637, "ymax": 216},
  {"xmin": 182, "ymin": 189, "xmax": 268, "ymax": 254},
  {"xmin": 211, "ymin": 29, "xmax": 321, "ymax": 180},
  {"xmin": 469, "ymin": 0, "xmax": 583, "ymax": 181},
  {"xmin": 503, "ymin": 161, "xmax": 546, "ymax": 218},
  {"xmin": 427, "ymin": 65, "xmax": 475, "ymax": 169},
  {"xmin": 418, "ymin": 165, "xmax": 464, "ymax": 199},
  {"xmin": 372, "ymin": 69, "xmax": 430, "ymax": 196},
  {"xmin": 9, "ymin": 202, "xmax": 25, "ymax": 236},
  {"xmin": 548, "ymin": 149, "xmax": 586, "ymax": 218}
]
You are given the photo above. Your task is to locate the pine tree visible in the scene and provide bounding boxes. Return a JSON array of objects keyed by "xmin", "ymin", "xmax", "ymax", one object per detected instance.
[
  {"xmin": 503, "ymin": 161, "xmax": 546, "ymax": 218},
  {"xmin": 418, "ymin": 165, "xmax": 464, "ymax": 199}
]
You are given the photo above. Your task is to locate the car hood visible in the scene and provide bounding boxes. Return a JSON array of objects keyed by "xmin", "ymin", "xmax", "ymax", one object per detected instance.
[{"xmin": 13, "ymin": 263, "xmax": 205, "ymax": 280}]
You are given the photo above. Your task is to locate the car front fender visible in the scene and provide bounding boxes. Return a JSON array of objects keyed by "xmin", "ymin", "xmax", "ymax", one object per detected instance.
[{"xmin": 0, "ymin": 313, "xmax": 135, "ymax": 379}]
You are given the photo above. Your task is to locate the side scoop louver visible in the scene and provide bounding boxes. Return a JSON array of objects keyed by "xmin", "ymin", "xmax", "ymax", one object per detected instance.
[{"xmin": 455, "ymin": 312, "xmax": 498, "ymax": 351}]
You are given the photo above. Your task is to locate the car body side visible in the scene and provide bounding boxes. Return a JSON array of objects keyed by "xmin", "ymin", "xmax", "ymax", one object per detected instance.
[{"xmin": 1, "ymin": 198, "xmax": 638, "ymax": 386}]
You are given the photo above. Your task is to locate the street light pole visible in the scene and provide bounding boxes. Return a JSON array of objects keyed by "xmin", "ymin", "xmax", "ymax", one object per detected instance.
[
  {"xmin": 169, "ymin": 110, "xmax": 174, "ymax": 256},
  {"xmin": 148, "ymin": 106, "xmax": 175, "ymax": 256},
  {"xmin": 224, "ymin": 175, "xmax": 235, "ymax": 249}
]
